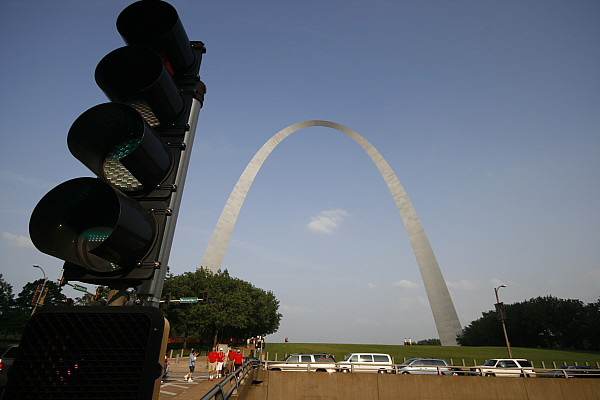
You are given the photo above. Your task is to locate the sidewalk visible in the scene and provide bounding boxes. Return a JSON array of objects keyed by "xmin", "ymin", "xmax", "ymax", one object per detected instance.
[{"xmin": 160, "ymin": 356, "xmax": 225, "ymax": 400}]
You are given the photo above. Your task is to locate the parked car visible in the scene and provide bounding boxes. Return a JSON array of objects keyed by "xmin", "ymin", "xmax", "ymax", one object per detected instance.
[
  {"xmin": 267, "ymin": 353, "xmax": 336, "ymax": 373},
  {"xmin": 471, "ymin": 358, "xmax": 535, "ymax": 377},
  {"xmin": 246, "ymin": 357, "xmax": 261, "ymax": 368},
  {"xmin": 0, "ymin": 345, "xmax": 19, "ymax": 387},
  {"xmin": 336, "ymin": 353, "xmax": 395, "ymax": 374},
  {"xmin": 397, "ymin": 358, "xmax": 451, "ymax": 375},
  {"xmin": 541, "ymin": 366, "xmax": 600, "ymax": 378}
]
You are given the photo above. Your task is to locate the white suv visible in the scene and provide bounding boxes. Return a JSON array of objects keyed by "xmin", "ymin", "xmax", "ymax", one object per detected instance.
[
  {"xmin": 337, "ymin": 353, "xmax": 395, "ymax": 374},
  {"xmin": 472, "ymin": 358, "xmax": 535, "ymax": 377},
  {"xmin": 267, "ymin": 353, "xmax": 337, "ymax": 373}
]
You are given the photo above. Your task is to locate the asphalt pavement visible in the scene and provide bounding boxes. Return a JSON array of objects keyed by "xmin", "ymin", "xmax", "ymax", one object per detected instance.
[{"xmin": 159, "ymin": 356, "xmax": 225, "ymax": 400}]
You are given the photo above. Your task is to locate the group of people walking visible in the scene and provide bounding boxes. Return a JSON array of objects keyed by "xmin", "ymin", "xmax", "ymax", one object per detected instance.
[
  {"xmin": 208, "ymin": 347, "xmax": 245, "ymax": 380},
  {"xmin": 185, "ymin": 347, "xmax": 245, "ymax": 382}
]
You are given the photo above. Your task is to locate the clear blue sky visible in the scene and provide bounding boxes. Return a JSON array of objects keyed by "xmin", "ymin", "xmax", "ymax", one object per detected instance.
[{"xmin": 1, "ymin": 0, "xmax": 599, "ymax": 344}]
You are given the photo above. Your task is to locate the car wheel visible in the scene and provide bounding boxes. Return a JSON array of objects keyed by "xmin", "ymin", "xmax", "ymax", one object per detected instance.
[
  {"xmin": 485, "ymin": 373, "xmax": 495, "ymax": 377},
  {"xmin": 402, "ymin": 371, "xmax": 410, "ymax": 375}
]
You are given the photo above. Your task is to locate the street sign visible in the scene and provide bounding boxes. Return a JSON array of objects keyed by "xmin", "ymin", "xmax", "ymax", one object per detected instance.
[
  {"xmin": 179, "ymin": 297, "xmax": 198, "ymax": 303},
  {"xmin": 72, "ymin": 284, "xmax": 88, "ymax": 293}
]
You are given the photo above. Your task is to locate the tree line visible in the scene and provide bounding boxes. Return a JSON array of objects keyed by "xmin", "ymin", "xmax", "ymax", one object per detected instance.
[
  {"xmin": 0, "ymin": 269, "xmax": 281, "ymax": 346},
  {"xmin": 0, "ymin": 274, "xmax": 67, "ymax": 338},
  {"xmin": 457, "ymin": 295, "xmax": 600, "ymax": 350}
]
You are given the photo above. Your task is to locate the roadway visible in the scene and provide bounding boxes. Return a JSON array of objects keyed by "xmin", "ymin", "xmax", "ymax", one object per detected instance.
[{"xmin": 159, "ymin": 357, "xmax": 224, "ymax": 400}]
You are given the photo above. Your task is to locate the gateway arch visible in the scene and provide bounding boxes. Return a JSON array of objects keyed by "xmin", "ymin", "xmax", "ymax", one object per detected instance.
[{"xmin": 200, "ymin": 120, "xmax": 462, "ymax": 345}]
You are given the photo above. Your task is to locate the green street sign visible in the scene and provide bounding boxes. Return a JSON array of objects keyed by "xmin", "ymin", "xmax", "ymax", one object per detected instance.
[
  {"xmin": 179, "ymin": 297, "xmax": 198, "ymax": 303},
  {"xmin": 72, "ymin": 284, "xmax": 88, "ymax": 293}
]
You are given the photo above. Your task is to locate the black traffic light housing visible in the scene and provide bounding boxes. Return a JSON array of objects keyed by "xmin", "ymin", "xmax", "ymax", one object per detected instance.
[
  {"xmin": 29, "ymin": 0, "xmax": 206, "ymax": 290},
  {"xmin": 4, "ymin": 306, "xmax": 169, "ymax": 400}
]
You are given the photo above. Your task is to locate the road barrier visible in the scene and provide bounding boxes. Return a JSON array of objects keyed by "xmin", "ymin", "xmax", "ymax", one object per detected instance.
[{"xmin": 200, "ymin": 361, "xmax": 256, "ymax": 400}]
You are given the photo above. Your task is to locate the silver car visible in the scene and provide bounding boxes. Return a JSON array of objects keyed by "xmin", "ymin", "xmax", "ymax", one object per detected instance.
[{"xmin": 397, "ymin": 358, "xmax": 451, "ymax": 375}]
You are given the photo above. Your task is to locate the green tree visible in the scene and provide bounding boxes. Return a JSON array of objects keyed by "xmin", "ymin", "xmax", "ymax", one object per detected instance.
[
  {"xmin": 0, "ymin": 274, "xmax": 14, "ymax": 316},
  {"xmin": 14, "ymin": 279, "xmax": 67, "ymax": 312},
  {"xmin": 162, "ymin": 268, "xmax": 281, "ymax": 347},
  {"xmin": 416, "ymin": 338, "xmax": 441, "ymax": 346},
  {"xmin": 457, "ymin": 310, "xmax": 503, "ymax": 346},
  {"xmin": 74, "ymin": 286, "xmax": 130, "ymax": 306},
  {"xmin": 0, "ymin": 274, "xmax": 25, "ymax": 338},
  {"xmin": 458, "ymin": 295, "xmax": 596, "ymax": 349}
]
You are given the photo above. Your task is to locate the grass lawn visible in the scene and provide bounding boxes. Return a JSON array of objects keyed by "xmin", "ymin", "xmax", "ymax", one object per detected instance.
[{"xmin": 263, "ymin": 343, "xmax": 600, "ymax": 368}]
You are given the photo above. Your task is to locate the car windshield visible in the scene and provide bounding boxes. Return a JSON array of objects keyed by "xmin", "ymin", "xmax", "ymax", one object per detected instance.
[{"xmin": 483, "ymin": 360, "xmax": 498, "ymax": 366}]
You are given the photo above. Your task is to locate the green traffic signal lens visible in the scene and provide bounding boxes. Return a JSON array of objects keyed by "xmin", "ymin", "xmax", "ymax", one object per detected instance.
[
  {"xmin": 81, "ymin": 226, "xmax": 112, "ymax": 245},
  {"xmin": 77, "ymin": 227, "xmax": 119, "ymax": 272},
  {"xmin": 103, "ymin": 137, "xmax": 143, "ymax": 191}
]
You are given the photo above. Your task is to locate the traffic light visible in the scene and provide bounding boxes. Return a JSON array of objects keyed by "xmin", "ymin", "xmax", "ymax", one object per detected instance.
[
  {"xmin": 29, "ymin": 0, "xmax": 205, "ymax": 296},
  {"xmin": 164, "ymin": 292, "xmax": 171, "ymax": 306},
  {"xmin": 4, "ymin": 306, "xmax": 169, "ymax": 400},
  {"xmin": 30, "ymin": 284, "xmax": 43, "ymax": 306},
  {"xmin": 94, "ymin": 286, "xmax": 103, "ymax": 301}
]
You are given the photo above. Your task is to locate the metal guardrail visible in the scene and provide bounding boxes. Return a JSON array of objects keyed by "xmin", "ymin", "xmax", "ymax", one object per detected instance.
[
  {"xmin": 200, "ymin": 361, "xmax": 256, "ymax": 400},
  {"xmin": 261, "ymin": 360, "xmax": 600, "ymax": 378}
]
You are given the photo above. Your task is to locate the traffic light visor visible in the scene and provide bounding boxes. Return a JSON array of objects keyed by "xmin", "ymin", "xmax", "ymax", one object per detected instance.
[{"xmin": 117, "ymin": 0, "xmax": 196, "ymax": 75}]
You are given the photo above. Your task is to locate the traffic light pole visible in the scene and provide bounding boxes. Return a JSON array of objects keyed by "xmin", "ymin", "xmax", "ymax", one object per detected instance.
[{"xmin": 137, "ymin": 94, "xmax": 203, "ymax": 307}]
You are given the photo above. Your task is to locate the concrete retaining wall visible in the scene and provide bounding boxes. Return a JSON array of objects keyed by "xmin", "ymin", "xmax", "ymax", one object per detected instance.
[{"xmin": 244, "ymin": 371, "xmax": 600, "ymax": 400}]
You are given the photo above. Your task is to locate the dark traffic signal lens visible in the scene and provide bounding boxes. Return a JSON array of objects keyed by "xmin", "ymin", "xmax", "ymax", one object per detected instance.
[
  {"xmin": 95, "ymin": 46, "xmax": 184, "ymax": 127},
  {"xmin": 29, "ymin": 177, "xmax": 156, "ymax": 272}
]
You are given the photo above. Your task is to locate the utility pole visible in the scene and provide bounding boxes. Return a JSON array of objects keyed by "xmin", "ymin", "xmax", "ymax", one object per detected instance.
[
  {"xmin": 494, "ymin": 284, "xmax": 512, "ymax": 358},
  {"xmin": 31, "ymin": 264, "xmax": 48, "ymax": 316}
]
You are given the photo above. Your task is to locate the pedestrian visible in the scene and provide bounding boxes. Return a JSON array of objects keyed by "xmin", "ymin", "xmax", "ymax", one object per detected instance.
[
  {"xmin": 227, "ymin": 348, "xmax": 237, "ymax": 375},
  {"xmin": 234, "ymin": 349, "xmax": 244, "ymax": 370},
  {"xmin": 185, "ymin": 350, "xmax": 197, "ymax": 382},
  {"xmin": 216, "ymin": 347, "xmax": 225, "ymax": 378},
  {"xmin": 208, "ymin": 347, "xmax": 218, "ymax": 381}
]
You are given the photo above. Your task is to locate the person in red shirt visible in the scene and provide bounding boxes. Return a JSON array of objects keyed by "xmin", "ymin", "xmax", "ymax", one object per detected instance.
[
  {"xmin": 234, "ymin": 350, "xmax": 244, "ymax": 370},
  {"xmin": 216, "ymin": 348, "xmax": 226, "ymax": 378},
  {"xmin": 227, "ymin": 348, "xmax": 236, "ymax": 375},
  {"xmin": 207, "ymin": 348, "xmax": 218, "ymax": 381}
]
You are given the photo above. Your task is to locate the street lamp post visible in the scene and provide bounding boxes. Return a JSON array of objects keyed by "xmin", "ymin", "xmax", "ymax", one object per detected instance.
[
  {"xmin": 31, "ymin": 264, "xmax": 48, "ymax": 316},
  {"xmin": 494, "ymin": 284, "xmax": 512, "ymax": 358}
]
